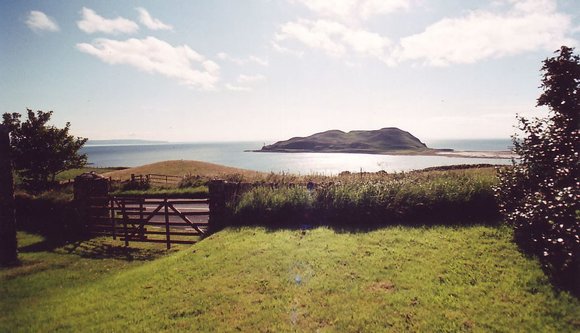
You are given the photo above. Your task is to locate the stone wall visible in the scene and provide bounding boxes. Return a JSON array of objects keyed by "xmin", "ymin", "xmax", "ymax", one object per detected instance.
[{"xmin": 74, "ymin": 172, "xmax": 110, "ymax": 228}]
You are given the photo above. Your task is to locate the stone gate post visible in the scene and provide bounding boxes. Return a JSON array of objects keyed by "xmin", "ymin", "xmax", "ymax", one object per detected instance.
[
  {"xmin": 74, "ymin": 172, "xmax": 110, "ymax": 231},
  {"xmin": 0, "ymin": 124, "xmax": 17, "ymax": 266}
]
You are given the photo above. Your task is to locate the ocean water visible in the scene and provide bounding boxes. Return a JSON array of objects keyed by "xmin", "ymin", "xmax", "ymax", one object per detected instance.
[
  {"xmin": 425, "ymin": 139, "xmax": 514, "ymax": 151},
  {"xmin": 82, "ymin": 139, "xmax": 513, "ymax": 175}
]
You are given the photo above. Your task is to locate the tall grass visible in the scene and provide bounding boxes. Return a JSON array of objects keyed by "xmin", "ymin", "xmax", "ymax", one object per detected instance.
[
  {"xmin": 111, "ymin": 186, "xmax": 208, "ymax": 198},
  {"xmin": 229, "ymin": 168, "xmax": 499, "ymax": 228}
]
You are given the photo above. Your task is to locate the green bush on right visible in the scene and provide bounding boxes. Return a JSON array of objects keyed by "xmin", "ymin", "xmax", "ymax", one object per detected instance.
[{"xmin": 495, "ymin": 46, "xmax": 579, "ymax": 296}]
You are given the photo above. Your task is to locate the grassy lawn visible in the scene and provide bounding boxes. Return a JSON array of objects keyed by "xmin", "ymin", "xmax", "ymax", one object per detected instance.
[{"xmin": 1, "ymin": 227, "xmax": 579, "ymax": 332}]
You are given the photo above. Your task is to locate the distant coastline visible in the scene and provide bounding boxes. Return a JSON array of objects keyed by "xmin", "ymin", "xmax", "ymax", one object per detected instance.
[
  {"xmin": 86, "ymin": 139, "xmax": 168, "ymax": 146},
  {"xmin": 435, "ymin": 150, "xmax": 515, "ymax": 159},
  {"xmin": 252, "ymin": 147, "xmax": 514, "ymax": 159}
]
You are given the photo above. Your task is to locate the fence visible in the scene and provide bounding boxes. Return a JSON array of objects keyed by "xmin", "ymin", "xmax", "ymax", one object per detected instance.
[
  {"xmin": 77, "ymin": 177, "xmax": 255, "ymax": 247},
  {"xmin": 130, "ymin": 174, "xmax": 183, "ymax": 186},
  {"xmin": 87, "ymin": 195, "xmax": 209, "ymax": 249}
]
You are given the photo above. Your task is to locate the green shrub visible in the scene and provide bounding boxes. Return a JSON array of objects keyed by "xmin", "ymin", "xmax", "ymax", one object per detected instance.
[
  {"xmin": 14, "ymin": 188, "xmax": 87, "ymax": 242},
  {"xmin": 232, "ymin": 186, "xmax": 314, "ymax": 227},
  {"xmin": 120, "ymin": 178, "xmax": 150, "ymax": 191},
  {"xmin": 228, "ymin": 168, "xmax": 499, "ymax": 229},
  {"xmin": 495, "ymin": 46, "xmax": 579, "ymax": 295},
  {"xmin": 178, "ymin": 174, "xmax": 206, "ymax": 188}
]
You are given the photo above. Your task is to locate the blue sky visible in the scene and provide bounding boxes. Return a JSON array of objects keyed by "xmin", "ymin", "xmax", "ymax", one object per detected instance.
[{"xmin": 1, "ymin": 0, "xmax": 579, "ymax": 142}]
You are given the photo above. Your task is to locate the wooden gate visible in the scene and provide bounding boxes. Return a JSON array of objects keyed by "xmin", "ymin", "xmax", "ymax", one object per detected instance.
[{"xmin": 87, "ymin": 196, "xmax": 209, "ymax": 249}]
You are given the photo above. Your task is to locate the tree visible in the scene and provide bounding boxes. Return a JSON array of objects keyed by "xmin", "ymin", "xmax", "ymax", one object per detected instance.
[
  {"xmin": 495, "ymin": 46, "xmax": 579, "ymax": 295},
  {"xmin": 2, "ymin": 109, "xmax": 88, "ymax": 191}
]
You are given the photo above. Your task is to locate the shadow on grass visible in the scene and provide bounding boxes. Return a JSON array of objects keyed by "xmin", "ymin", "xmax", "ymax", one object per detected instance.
[
  {"xmin": 19, "ymin": 235, "xmax": 170, "ymax": 262},
  {"xmin": 19, "ymin": 238, "xmax": 79, "ymax": 253},
  {"xmin": 57, "ymin": 239, "xmax": 168, "ymax": 261}
]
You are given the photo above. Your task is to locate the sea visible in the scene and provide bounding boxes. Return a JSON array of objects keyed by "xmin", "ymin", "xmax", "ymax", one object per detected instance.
[{"xmin": 82, "ymin": 139, "xmax": 514, "ymax": 175}]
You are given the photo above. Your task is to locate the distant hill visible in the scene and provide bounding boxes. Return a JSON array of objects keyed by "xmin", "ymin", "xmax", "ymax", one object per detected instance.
[
  {"xmin": 258, "ymin": 127, "xmax": 441, "ymax": 154},
  {"xmin": 85, "ymin": 139, "xmax": 168, "ymax": 146}
]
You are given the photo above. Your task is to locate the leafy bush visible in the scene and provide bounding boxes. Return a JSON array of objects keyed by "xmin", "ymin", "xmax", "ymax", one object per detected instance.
[
  {"xmin": 495, "ymin": 46, "xmax": 579, "ymax": 295},
  {"xmin": 120, "ymin": 178, "xmax": 150, "ymax": 191},
  {"xmin": 178, "ymin": 174, "xmax": 206, "ymax": 188},
  {"xmin": 14, "ymin": 187, "xmax": 87, "ymax": 242}
]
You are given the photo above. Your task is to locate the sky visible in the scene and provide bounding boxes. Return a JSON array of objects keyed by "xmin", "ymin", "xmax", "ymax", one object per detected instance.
[{"xmin": 1, "ymin": 0, "xmax": 579, "ymax": 142}]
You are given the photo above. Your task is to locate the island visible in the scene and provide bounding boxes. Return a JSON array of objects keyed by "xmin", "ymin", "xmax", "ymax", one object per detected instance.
[{"xmin": 256, "ymin": 127, "xmax": 452, "ymax": 155}]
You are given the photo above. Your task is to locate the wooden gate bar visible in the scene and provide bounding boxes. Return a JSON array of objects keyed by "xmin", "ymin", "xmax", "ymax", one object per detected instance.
[
  {"xmin": 110, "ymin": 198, "xmax": 116, "ymax": 240},
  {"xmin": 167, "ymin": 203, "xmax": 205, "ymax": 235},
  {"xmin": 164, "ymin": 198, "xmax": 171, "ymax": 249},
  {"xmin": 122, "ymin": 200, "xmax": 129, "ymax": 246},
  {"xmin": 139, "ymin": 199, "xmax": 144, "ymax": 239}
]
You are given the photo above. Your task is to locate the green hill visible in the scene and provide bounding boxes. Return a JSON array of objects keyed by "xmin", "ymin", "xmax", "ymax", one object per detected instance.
[{"xmin": 259, "ymin": 127, "xmax": 438, "ymax": 154}]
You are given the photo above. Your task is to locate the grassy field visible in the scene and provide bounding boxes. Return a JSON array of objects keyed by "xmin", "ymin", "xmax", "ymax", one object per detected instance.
[
  {"xmin": 13, "ymin": 167, "xmax": 121, "ymax": 188},
  {"xmin": 102, "ymin": 160, "xmax": 264, "ymax": 181},
  {"xmin": 55, "ymin": 167, "xmax": 123, "ymax": 182},
  {"xmin": 2, "ymin": 227, "xmax": 579, "ymax": 332}
]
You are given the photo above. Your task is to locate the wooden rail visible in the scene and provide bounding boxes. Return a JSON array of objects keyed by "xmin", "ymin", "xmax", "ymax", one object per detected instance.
[
  {"xmin": 130, "ymin": 174, "xmax": 183, "ymax": 185},
  {"xmin": 87, "ymin": 196, "xmax": 209, "ymax": 249}
]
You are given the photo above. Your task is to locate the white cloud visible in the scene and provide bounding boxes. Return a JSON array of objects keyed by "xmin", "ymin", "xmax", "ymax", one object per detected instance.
[
  {"xmin": 358, "ymin": 0, "xmax": 411, "ymax": 19},
  {"xmin": 290, "ymin": 0, "xmax": 410, "ymax": 21},
  {"xmin": 26, "ymin": 11, "xmax": 59, "ymax": 32},
  {"xmin": 271, "ymin": 41, "xmax": 305, "ymax": 57},
  {"xmin": 77, "ymin": 7, "xmax": 139, "ymax": 35},
  {"xmin": 508, "ymin": 0, "xmax": 556, "ymax": 13},
  {"xmin": 277, "ymin": 1, "xmax": 400, "ymax": 63},
  {"xmin": 76, "ymin": 36, "xmax": 220, "ymax": 90},
  {"xmin": 217, "ymin": 52, "xmax": 269, "ymax": 66},
  {"xmin": 237, "ymin": 74, "xmax": 266, "ymax": 83},
  {"xmin": 224, "ymin": 74, "xmax": 266, "ymax": 92},
  {"xmin": 225, "ymin": 84, "xmax": 252, "ymax": 92},
  {"xmin": 275, "ymin": 19, "xmax": 391, "ymax": 62},
  {"xmin": 217, "ymin": 52, "xmax": 244, "ymax": 65},
  {"xmin": 280, "ymin": 0, "xmax": 576, "ymax": 67},
  {"xmin": 248, "ymin": 56, "xmax": 269, "ymax": 66},
  {"xmin": 393, "ymin": 0, "xmax": 576, "ymax": 66},
  {"xmin": 136, "ymin": 7, "xmax": 173, "ymax": 31}
]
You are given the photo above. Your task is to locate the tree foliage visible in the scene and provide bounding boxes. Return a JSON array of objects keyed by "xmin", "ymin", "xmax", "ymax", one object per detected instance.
[
  {"xmin": 495, "ymin": 46, "xmax": 579, "ymax": 294},
  {"xmin": 2, "ymin": 109, "xmax": 88, "ymax": 191}
]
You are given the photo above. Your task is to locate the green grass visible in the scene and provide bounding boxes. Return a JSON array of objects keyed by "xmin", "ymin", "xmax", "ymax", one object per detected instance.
[
  {"xmin": 111, "ymin": 186, "xmax": 208, "ymax": 198},
  {"xmin": 56, "ymin": 167, "xmax": 123, "ymax": 182},
  {"xmin": 1, "ymin": 227, "xmax": 579, "ymax": 332},
  {"xmin": 230, "ymin": 167, "xmax": 500, "ymax": 227},
  {"xmin": 101, "ymin": 160, "xmax": 264, "ymax": 181}
]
